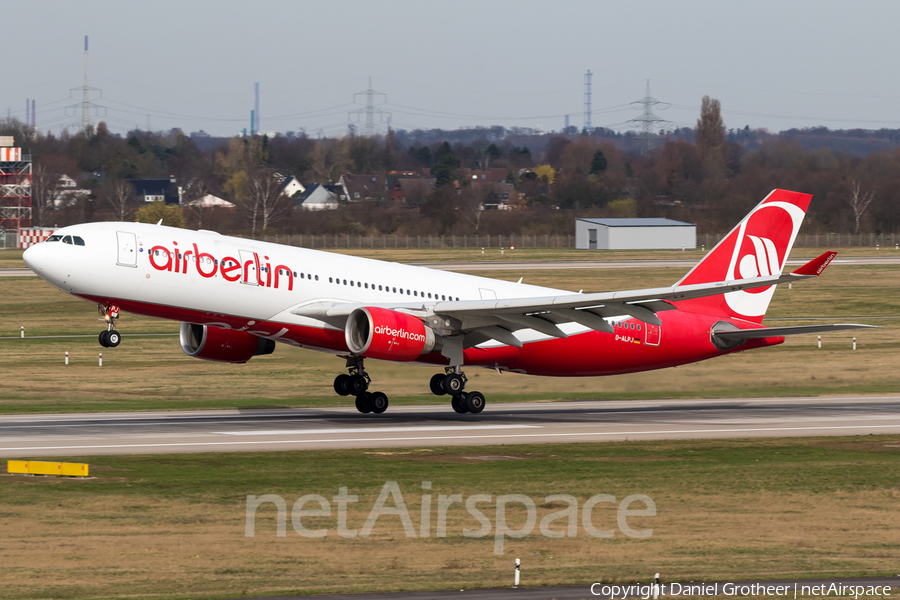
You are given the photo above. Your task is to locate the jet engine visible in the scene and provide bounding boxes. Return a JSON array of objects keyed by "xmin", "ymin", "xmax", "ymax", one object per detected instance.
[
  {"xmin": 179, "ymin": 323, "xmax": 275, "ymax": 363},
  {"xmin": 345, "ymin": 307, "xmax": 438, "ymax": 361}
]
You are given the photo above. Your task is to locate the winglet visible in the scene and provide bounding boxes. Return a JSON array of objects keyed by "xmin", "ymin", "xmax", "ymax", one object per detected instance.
[{"xmin": 791, "ymin": 251, "xmax": 837, "ymax": 277}]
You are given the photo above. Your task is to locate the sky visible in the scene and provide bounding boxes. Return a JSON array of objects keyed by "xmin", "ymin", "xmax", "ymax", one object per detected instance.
[{"xmin": 5, "ymin": 0, "xmax": 900, "ymax": 138}]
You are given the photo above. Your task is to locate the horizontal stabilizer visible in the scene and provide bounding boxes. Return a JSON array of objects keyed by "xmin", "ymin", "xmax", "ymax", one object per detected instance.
[
  {"xmin": 713, "ymin": 323, "xmax": 877, "ymax": 341},
  {"xmin": 790, "ymin": 251, "xmax": 837, "ymax": 276}
]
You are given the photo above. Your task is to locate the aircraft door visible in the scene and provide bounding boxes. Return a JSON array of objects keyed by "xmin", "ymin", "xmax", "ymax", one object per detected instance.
[
  {"xmin": 238, "ymin": 249, "xmax": 259, "ymax": 285},
  {"xmin": 116, "ymin": 231, "xmax": 137, "ymax": 267},
  {"xmin": 645, "ymin": 323, "xmax": 661, "ymax": 346}
]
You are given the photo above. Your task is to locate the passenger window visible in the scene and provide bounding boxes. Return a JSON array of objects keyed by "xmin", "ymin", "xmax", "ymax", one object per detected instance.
[
  {"xmin": 428, "ymin": 293, "xmax": 432, "ymax": 299},
  {"xmin": 343, "ymin": 279, "xmax": 347, "ymax": 285},
  {"xmin": 46, "ymin": 235, "xmax": 62, "ymax": 242},
  {"xmin": 392, "ymin": 287, "xmax": 397, "ymax": 293},
  {"xmin": 637, "ymin": 324, "xmax": 641, "ymax": 331},
  {"xmin": 62, "ymin": 235, "xmax": 73, "ymax": 245},
  {"xmin": 442, "ymin": 295, "xmax": 446, "ymax": 301},
  {"xmin": 314, "ymin": 275, "xmax": 318, "ymax": 281},
  {"xmin": 350, "ymin": 281, "xmax": 354, "ymax": 287},
  {"xmin": 413, "ymin": 291, "xmax": 417, "ymax": 297},
  {"xmin": 73, "ymin": 236, "xmax": 85, "ymax": 246},
  {"xmin": 378, "ymin": 285, "xmax": 382, "ymax": 291}
]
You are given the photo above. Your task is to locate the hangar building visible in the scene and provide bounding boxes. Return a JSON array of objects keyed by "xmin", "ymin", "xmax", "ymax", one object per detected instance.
[{"xmin": 575, "ymin": 217, "xmax": 696, "ymax": 250}]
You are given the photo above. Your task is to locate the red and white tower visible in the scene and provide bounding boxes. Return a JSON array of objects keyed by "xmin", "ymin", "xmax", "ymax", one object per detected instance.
[{"xmin": 0, "ymin": 136, "xmax": 33, "ymax": 231}]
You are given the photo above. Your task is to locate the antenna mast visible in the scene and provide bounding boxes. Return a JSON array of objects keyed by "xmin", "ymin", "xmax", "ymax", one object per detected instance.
[
  {"xmin": 584, "ymin": 70, "xmax": 592, "ymax": 132},
  {"xmin": 83, "ymin": 36, "xmax": 90, "ymax": 130},
  {"xmin": 66, "ymin": 35, "xmax": 105, "ymax": 132}
]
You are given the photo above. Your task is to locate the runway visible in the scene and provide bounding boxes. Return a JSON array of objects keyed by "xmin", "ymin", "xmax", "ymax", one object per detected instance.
[{"xmin": 2, "ymin": 395, "xmax": 899, "ymax": 457}]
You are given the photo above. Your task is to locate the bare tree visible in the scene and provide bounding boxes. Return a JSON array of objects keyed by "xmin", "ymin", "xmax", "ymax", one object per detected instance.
[
  {"xmin": 696, "ymin": 96, "xmax": 725, "ymax": 156},
  {"xmin": 696, "ymin": 96, "xmax": 726, "ymax": 179},
  {"xmin": 461, "ymin": 185, "xmax": 491, "ymax": 233},
  {"xmin": 846, "ymin": 180, "xmax": 875, "ymax": 234},
  {"xmin": 104, "ymin": 179, "xmax": 136, "ymax": 222},
  {"xmin": 243, "ymin": 170, "xmax": 287, "ymax": 238},
  {"xmin": 31, "ymin": 161, "xmax": 62, "ymax": 227}
]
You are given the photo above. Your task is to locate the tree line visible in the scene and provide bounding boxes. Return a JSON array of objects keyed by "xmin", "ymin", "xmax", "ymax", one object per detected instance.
[{"xmin": 2, "ymin": 96, "xmax": 899, "ymax": 237}]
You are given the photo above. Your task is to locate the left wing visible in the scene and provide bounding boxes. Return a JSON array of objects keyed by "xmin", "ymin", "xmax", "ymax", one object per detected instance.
[{"xmin": 294, "ymin": 252, "xmax": 843, "ymax": 349}]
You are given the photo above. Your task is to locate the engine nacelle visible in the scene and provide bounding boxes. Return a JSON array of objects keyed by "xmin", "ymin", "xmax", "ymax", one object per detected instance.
[
  {"xmin": 345, "ymin": 307, "xmax": 438, "ymax": 361},
  {"xmin": 179, "ymin": 323, "xmax": 275, "ymax": 364}
]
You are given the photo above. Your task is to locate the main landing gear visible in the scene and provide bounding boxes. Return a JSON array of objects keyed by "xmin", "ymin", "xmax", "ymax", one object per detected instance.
[
  {"xmin": 429, "ymin": 369, "xmax": 486, "ymax": 414},
  {"xmin": 98, "ymin": 304, "xmax": 121, "ymax": 348},
  {"xmin": 333, "ymin": 359, "xmax": 486, "ymax": 415},
  {"xmin": 333, "ymin": 357, "xmax": 389, "ymax": 414}
]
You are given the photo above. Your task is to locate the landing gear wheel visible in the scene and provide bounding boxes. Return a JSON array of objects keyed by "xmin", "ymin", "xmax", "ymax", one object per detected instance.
[
  {"xmin": 430, "ymin": 373, "xmax": 447, "ymax": 396},
  {"xmin": 451, "ymin": 395, "xmax": 469, "ymax": 414},
  {"xmin": 99, "ymin": 331, "xmax": 110, "ymax": 348},
  {"xmin": 370, "ymin": 392, "xmax": 389, "ymax": 414},
  {"xmin": 334, "ymin": 374, "xmax": 351, "ymax": 396},
  {"xmin": 347, "ymin": 374, "xmax": 368, "ymax": 395},
  {"xmin": 465, "ymin": 391, "xmax": 485, "ymax": 414},
  {"xmin": 355, "ymin": 393, "xmax": 373, "ymax": 414},
  {"xmin": 443, "ymin": 373, "xmax": 466, "ymax": 395},
  {"xmin": 106, "ymin": 330, "xmax": 121, "ymax": 347}
]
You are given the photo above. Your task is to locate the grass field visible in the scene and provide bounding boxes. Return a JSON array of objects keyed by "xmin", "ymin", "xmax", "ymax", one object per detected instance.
[
  {"xmin": 1, "ymin": 261, "xmax": 898, "ymax": 414},
  {"xmin": 1, "ymin": 436, "xmax": 899, "ymax": 599}
]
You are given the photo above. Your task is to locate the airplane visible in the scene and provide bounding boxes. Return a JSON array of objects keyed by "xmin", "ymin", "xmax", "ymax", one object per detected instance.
[{"xmin": 22, "ymin": 189, "xmax": 873, "ymax": 415}]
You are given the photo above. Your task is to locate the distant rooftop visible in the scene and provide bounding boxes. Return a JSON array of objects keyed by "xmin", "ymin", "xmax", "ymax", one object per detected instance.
[{"xmin": 576, "ymin": 217, "xmax": 694, "ymax": 227}]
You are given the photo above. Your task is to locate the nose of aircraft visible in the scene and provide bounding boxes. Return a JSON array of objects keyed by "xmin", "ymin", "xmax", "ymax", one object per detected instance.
[{"xmin": 22, "ymin": 242, "xmax": 48, "ymax": 273}]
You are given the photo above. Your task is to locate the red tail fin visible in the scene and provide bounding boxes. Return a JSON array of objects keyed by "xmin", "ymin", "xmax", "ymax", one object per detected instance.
[{"xmin": 673, "ymin": 189, "xmax": 812, "ymax": 323}]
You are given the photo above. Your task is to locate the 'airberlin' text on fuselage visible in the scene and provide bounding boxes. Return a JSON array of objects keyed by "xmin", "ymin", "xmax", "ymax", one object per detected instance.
[{"xmin": 148, "ymin": 242, "xmax": 294, "ymax": 290}]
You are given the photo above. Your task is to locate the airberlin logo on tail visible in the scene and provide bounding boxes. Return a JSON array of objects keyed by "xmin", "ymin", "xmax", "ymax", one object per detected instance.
[
  {"xmin": 373, "ymin": 325, "xmax": 426, "ymax": 343},
  {"xmin": 724, "ymin": 201, "xmax": 806, "ymax": 318},
  {"xmin": 737, "ymin": 235, "xmax": 779, "ymax": 278},
  {"xmin": 147, "ymin": 241, "xmax": 295, "ymax": 291}
]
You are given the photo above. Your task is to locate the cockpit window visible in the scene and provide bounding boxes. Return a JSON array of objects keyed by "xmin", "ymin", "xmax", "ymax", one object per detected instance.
[
  {"xmin": 62, "ymin": 235, "xmax": 73, "ymax": 245},
  {"xmin": 73, "ymin": 236, "xmax": 85, "ymax": 246},
  {"xmin": 45, "ymin": 235, "xmax": 62, "ymax": 242}
]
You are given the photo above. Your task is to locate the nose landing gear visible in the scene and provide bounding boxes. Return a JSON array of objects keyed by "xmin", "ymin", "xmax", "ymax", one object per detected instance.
[
  {"xmin": 98, "ymin": 305, "xmax": 121, "ymax": 348},
  {"xmin": 429, "ymin": 368, "xmax": 485, "ymax": 414},
  {"xmin": 334, "ymin": 357, "xmax": 390, "ymax": 414}
]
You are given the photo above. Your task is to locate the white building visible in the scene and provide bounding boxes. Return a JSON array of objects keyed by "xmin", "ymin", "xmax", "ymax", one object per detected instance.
[
  {"xmin": 294, "ymin": 184, "xmax": 338, "ymax": 211},
  {"xmin": 575, "ymin": 217, "xmax": 696, "ymax": 250}
]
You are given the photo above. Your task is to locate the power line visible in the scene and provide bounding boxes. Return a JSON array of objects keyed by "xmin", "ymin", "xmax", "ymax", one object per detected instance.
[
  {"xmin": 627, "ymin": 80, "xmax": 672, "ymax": 155},
  {"xmin": 349, "ymin": 77, "xmax": 390, "ymax": 136}
]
